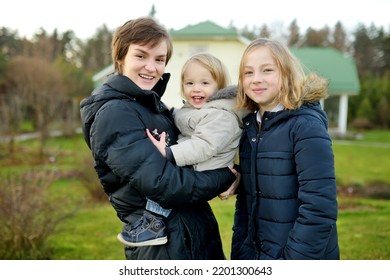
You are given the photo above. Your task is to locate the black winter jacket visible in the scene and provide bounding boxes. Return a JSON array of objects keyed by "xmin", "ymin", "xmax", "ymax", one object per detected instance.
[
  {"xmin": 80, "ymin": 73, "xmax": 235, "ymax": 259},
  {"xmin": 231, "ymin": 103, "xmax": 339, "ymax": 260}
]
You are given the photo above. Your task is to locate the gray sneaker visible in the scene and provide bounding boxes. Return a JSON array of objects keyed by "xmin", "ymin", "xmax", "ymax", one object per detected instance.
[{"xmin": 117, "ymin": 211, "xmax": 168, "ymax": 247}]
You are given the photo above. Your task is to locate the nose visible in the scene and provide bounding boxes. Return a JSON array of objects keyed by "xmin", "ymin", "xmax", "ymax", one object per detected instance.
[
  {"xmin": 189, "ymin": 82, "xmax": 201, "ymax": 92},
  {"xmin": 192, "ymin": 83, "xmax": 201, "ymax": 92},
  {"xmin": 252, "ymin": 71, "xmax": 263, "ymax": 83},
  {"xmin": 144, "ymin": 59, "xmax": 157, "ymax": 72}
]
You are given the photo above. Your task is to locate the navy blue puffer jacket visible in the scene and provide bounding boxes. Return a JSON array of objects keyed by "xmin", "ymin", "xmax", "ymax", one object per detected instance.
[{"xmin": 231, "ymin": 103, "xmax": 339, "ymax": 260}]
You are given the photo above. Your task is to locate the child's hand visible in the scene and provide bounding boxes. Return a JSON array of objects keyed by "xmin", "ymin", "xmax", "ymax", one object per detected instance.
[
  {"xmin": 219, "ymin": 166, "xmax": 240, "ymax": 200},
  {"xmin": 146, "ymin": 129, "xmax": 167, "ymax": 158}
]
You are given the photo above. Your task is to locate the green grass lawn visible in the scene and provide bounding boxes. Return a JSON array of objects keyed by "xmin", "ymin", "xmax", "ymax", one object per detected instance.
[
  {"xmin": 337, "ymin": 197, "xmax": 390, "ymax": 259},
  {"xmin": 212, "ymin": 195, "xmax": 390, "ymax": 260},
  {"xmin": 47, "ymin": 204, "xmax": 124, "ymax": 260},
  {"xmin": 46, "ymin": 194, "xmax": 390, "ymax": 260},
  {"xmin": 1, "ymin": 129, "xmax": 390, "ymax": 259},
  {"xmin": 333, "ymin": 130, "xmax": 390, "ymax": 186}
]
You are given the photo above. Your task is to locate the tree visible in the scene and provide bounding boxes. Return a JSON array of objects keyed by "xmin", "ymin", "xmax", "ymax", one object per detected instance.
[
  {"xmin": 259, "ymin": 24, "xmax": 271, "ymax": 38},
  {"xmin": 240, "ymin": 24, "xmax": 257, "ymax": 40},
  {"xmin": 332, "ymin": 21, "xmax": 348, "ymax": 53},
  {"xmin": 0, "ymin": 52, "xmax": 7, "ymax": 88},
  {"xmin": 375, "ymin": 27, "xmax": 390, "ymax": 74},
  {"xmin": 21, "ymin": 28, "xmax": 75, "ymax": 63},
  {"xmin": 382, "ymin": 33, "xmax": 390, "ymax": 73},
  {"xmin": 0, "ymin": 91, "xmax": 24, "ymax": 154},
  {"xmin": 302, "ymin": 26, "xmax": 331, "ymax": 47},
  {"xmin": 287, "ymin": 19, "xmax": 300, "ymax": 47},
  {"xmin": 353, "ymin": 24, "xmax": 377, "ymax": 75},
  {"xmin": 54, "ymin": 57, "xmax": 93, "ymax": 136},
  {"xmin": 149, "ymin": 4, "xmax": 156, "ymax": 18},
  {"xmin": 377, "ymin": 95, "xmax": 389, "ymax": 128},
  {"xmin": 5, "ymin": 56, "xmax": 66, "ymax": 158},
  {"xmin": 79, "ymin": 24, "xmax": 112, "ymax": 73},
  {"xmin": 0, "ymin": 27, "xmax": 22, "ymax": 59}
]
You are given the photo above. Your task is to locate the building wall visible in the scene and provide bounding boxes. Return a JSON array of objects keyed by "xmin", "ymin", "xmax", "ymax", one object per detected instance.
[{"xmin": 162, "ymin": 40, "xmax": 246, "ymax": 108}]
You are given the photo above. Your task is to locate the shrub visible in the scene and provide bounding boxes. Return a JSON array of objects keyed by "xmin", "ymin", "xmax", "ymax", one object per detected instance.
[
  {"xmin": 77, "ymin": 156, "xmax": 109, "ymax": 203},
  {"xmin": 350, "ymin": 117, "xmax": 374, "ymax": 130},
  {"xmin": 0, "ymin": 169, "xmax": 76, "ymax": 259}
]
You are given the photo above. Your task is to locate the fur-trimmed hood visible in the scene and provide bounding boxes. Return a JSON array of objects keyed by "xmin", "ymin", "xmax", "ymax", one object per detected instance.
[
  {"xmin": 205, "ymin": 85, "xmax": 250, "ymax": 121},
  {"xmin": 207, "ymin": 84, "xmax": 238, "ymax": 102}
]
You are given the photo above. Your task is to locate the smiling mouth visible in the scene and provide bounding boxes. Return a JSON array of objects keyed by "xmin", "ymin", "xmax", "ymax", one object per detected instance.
[
  {"xmin": 139, "ymin": 74, "xmax": 154, "ymax": 80},
  {"xmin": 253, "ymin": 88, "xmax": 266, "ymax": 93}
]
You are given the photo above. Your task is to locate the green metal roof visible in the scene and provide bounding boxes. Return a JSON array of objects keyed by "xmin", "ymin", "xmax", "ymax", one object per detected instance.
[
  {"xmin": 170, "ymin": 20, "xmax": 238, "ymax": 39},
  {"xmin": 291, "ymin": 48, "xmax": 360, "ymax": 95}
]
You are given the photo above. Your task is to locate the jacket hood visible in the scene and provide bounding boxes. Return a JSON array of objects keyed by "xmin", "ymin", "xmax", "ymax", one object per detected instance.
[
  {"xmin": 205, "ymin": 85, "xmax": 251, "ymax": 121},
  {"xmin": 207, "ymin": 84, "xmax": 238, "ymax": 102},
  {"xmin": 301, "ymin": 73, "xmax": 329, "ymax": 104},
  {"xmin": 292, "ymin": 102, "xmax": 328, "ymax": 128}
]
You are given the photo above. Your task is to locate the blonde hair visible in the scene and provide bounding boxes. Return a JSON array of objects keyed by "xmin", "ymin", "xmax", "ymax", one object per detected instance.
[
  {"xmin": 180, "ymin": 52, "xmax": 229, "ymax": 99},
  {"xmin": 236, "ymin": 38, "xmax": 328, "ymax": 112}
]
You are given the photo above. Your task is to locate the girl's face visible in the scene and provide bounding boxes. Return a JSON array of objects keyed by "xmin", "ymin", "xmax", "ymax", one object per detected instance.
[
  {"xmin": 121, "ymin": 41, "xmax": 167, "ymax": 90},
  {"xmin": 242, "ymin": 46, "xmax": 281, "ymax": 114},
  {"xmin": 182, "ymin": 61, "xmax": 218, "ymax": 109}
]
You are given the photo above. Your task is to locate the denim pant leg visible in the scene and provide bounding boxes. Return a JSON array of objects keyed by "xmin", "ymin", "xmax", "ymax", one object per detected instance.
[{"xmin": 146, "ymin": 198, "xmax": 171, "ymax": 218}]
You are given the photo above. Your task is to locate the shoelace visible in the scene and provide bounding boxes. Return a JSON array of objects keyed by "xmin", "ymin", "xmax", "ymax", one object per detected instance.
[{"xmin": 129, "ymin": 215, "xmax": 152, "ymax": 235}]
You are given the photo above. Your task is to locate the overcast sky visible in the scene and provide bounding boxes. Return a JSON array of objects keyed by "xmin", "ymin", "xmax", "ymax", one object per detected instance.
[{"xmin": 3, "ymin": 0, "xmax": 389, "ymax": 40}]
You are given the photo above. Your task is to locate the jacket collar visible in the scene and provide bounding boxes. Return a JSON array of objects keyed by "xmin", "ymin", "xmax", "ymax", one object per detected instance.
[{"xmin": 106, "ymin": 72, "xmax": 171, "ymax": 113}]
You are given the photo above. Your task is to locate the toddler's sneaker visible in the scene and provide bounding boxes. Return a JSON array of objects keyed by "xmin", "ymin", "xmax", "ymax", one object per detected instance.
[{"xmin": 117, "ymin": 211, "xmax": 167, "ymax": 247}]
